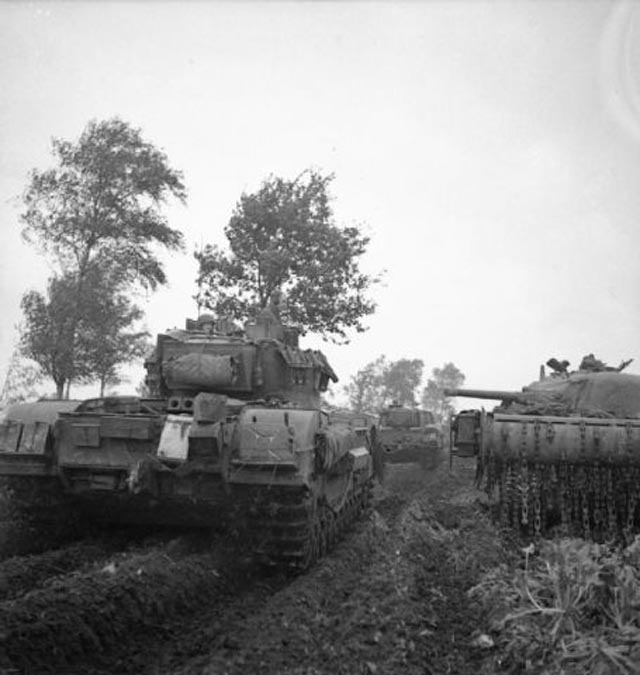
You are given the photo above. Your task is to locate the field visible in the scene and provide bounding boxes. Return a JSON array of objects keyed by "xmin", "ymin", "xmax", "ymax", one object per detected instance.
[{"xmin": 1, "ymin": 456, "xmax": 638, "ymax": 675}]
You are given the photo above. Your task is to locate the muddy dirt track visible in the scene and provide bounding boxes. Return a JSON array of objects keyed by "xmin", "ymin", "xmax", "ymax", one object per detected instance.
[{"xmin": 0, "ymin": 455, "xmax": 516, "ymax": 675}]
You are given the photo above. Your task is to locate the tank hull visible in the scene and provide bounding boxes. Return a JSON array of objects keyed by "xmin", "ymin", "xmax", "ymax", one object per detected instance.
[
  {"xmin": 0, "ymin": 310, "xmax": 381, "ymax": 567},
  {"xmin": 379, "ymin": 427, "xmax": 443, "ymax": 467},
  {"xmin": 484, "ymin": 413, "xmax": 640, "ymax": 463},
  {"xmin": 448, "ymin": 367, "xmax": 640, "ymax": 538},
  {"xmin": 378, "ymin": 406, "xmax": 443, "ymax": 468},
  {"xmin": 0, "ymin": 400, "xmax": 378, "ymax": 569},
  {"xmin": 451, "ymin": 409, "xmax": 640, "ymax": 538}
]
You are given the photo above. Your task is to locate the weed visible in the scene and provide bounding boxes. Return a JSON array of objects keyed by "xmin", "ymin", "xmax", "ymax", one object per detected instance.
[{"xmin": 469, "ymin": 536, "xmax": 640, "ymax": 673}]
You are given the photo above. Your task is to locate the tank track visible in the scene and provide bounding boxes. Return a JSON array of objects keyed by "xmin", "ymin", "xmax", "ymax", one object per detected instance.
[{"xmin": 249, "ymin": 480, "xmax": 373, "ymax": 571}]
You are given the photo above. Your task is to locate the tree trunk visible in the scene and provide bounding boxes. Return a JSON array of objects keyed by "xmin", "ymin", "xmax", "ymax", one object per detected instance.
[
  {"xmin": 64, "ymin": 381, "xmax": 71, "ymax": 400},
  {"xmin": 56, "ymin": 380, "xmax": 65, "ymax": 400},
  {"xmin": 100, "ymin": 376, "xmax": 106, "ymax": 398}
]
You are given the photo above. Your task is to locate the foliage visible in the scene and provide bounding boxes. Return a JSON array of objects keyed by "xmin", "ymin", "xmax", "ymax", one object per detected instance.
[
  {"xmin": 195, "ymin": 169, "xmax": 381, "ymax": 342},
  {"xmin": 344, "ymin": 356, "xmax": 387, "ymax": 413},
  {"xmin": 79, "ymin": 282, "xmax": 151, "ymax": 396},
  {"xmin": 0, "ymin": 348, "xmax": 43, "ymax": 408},
  {"xmin": 21, "ymin": 117, "xmax": 186, "ymax": 290},
  {"xmin": 383, "ymin": 358, "xmax": 424, "ymax": 406},
  {"xmin": 20, "ymin": 269, "xmax": 149, "ymax": 398},
  {"xmin": 19, "ymin": 118, "xmax": 185, "ymax": 397},
  {"xmin": 344, "ymin": 356, "xmax": 424, "ymax": 411},
  {"xmin": 469, "ymin": 537, "xmax": 640, "ymax": 674},
  {"xmin": 21, "ymin": 273, "xmax": 85, "ymax": 398},
  {"xmin": 421, "ymin": 363, "xmax": 465, "ymax": 423}
]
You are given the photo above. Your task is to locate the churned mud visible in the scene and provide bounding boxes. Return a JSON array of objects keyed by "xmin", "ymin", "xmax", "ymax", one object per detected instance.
[{"xmin": 0, "ymin": 455, "xmax": 520, "ymax": 675}]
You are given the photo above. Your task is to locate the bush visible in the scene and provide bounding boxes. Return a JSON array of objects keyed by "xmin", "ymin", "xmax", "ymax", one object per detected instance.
[{"xmin": 469, "ymin": 536, "xmax": 640, "ymax": 673}]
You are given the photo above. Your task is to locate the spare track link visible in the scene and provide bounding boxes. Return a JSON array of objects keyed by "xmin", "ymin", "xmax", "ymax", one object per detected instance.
[{"xmin": 254, "ymin": 481, "xmax": 374, "ymax": 571}]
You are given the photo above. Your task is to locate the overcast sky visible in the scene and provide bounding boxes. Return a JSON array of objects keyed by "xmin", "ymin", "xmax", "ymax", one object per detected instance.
[{"xmin": 1, "ymin": 0, "xmax": 639, "ymax": 404}]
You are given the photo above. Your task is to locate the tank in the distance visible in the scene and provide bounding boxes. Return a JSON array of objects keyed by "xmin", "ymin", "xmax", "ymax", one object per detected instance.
[
  {"xmin": 0, "ymin": 305, "xmax": 383, "ymax": 569},
  {"xmin": 446, "ymin": 355, "xmax": 640, "ymax": 540},
  {"xmin": 378, "ymin": 403, "xmax": 443, "ymax": 470}
]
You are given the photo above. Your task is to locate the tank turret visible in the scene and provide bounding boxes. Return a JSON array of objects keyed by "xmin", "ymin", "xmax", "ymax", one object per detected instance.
[
  {"xmin": 144, "ymin": 309, "xmax": 337, "ymax": 412},
  {"xmin": 447, "ymin": 366, "xmax": 640, "ymax": 419}
]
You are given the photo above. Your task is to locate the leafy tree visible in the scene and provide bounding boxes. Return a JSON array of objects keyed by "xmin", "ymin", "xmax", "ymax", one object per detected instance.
[
  {"xmin": 21, "ymin": 118, "xmax": 186, "ymax": 290},
  {"xmin": 79, "ymin": 287, "xmax": 151, "ymax": 397},
  {"xmin": 195, "ymin": 169, "xmax": 381, "ymax": 342},
  {"xmin": 344, "ymin": 356, "xmax": 387, "ymax": 413},
  {"xmin": 20, "ymin": 269, "xmax": 149, "ymax": 398},
  {"xmin": 344, "ymin": 356, "xmax": 424, "ymax": 412},
  {"xmin": 421, "ymin": 362, "xmax": 465, "ymax": 423},
  {"xmin": 19, "ymin": 118, "xmax": 185, "ymax": 396},
  {"xmin": 21, "ymin": 274, "xmax": 84, "ymax": 399},
  {"xmin": 382, "ymin": 358, "xmax": 424, "ymax": 406}
]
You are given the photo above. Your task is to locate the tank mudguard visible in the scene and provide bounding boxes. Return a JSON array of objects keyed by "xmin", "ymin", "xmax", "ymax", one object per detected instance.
[
  {"xmin": 0, "ymin": 401, "xmax": 80, "ymax": 476},
  {"xmin": 0, "ymin": 419, "xmax": 54, "ymax": 475},
  {"xmin": 483, "ymin": 413, "xmax": 640, "ymax": 464},
  {"xmin": 227, "ymin": 407, "xmax": 320, "ymax": 486},
  {"xmin": 54, "ymin": 413, "xmax": 164, "ymax": 470}
]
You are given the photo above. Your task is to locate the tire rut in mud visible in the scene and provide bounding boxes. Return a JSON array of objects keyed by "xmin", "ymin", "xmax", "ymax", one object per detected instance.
[
  {"xmin": 0, "ymin": 457, "xmax": 510, "ymax": 675},
  {"xmin": 0, "ymin": 541, "xmax": 113, "ymax": 602},
  {"xmin": 161, "ymin": 459, "xmax": 511, "ymax": 675},
  {"xmin": 0, "ymin": 527, "xmax": 269, "ymax": 675},
  {"xmin": 0, "ymin": 482, "xmax": 385, "ymax": 674},
  {"xmin": 157, "ymin": 463, "xmax": 453, "ymax": 675},
  {"xmin": 76, "ymin": 461, "xmax": 451, "ymax": 675},
  {"xmin": 0, "ymin": 526, "xmax": 197, "ymax": 603}
]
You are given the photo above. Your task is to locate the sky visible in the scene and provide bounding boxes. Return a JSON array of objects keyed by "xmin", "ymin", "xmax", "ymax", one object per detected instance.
[{"xmin": 1, "ymin": 0, "xmax": 639, "ymax": 406}]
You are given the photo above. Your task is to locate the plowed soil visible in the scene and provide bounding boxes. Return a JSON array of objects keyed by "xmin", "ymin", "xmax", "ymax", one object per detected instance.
[{"xmin": 0, "ymin": 455, "xmax": 516, "ymax": 675}]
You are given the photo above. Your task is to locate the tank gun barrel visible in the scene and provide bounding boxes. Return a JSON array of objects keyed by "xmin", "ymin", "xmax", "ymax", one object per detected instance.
[{"xmin": 444, "ymin": 388, "xmax": 528, "ymax": 402}]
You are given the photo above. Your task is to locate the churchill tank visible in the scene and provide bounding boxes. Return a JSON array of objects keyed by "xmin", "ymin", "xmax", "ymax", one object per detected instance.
[
  {"xmin": 446, "ymin": 355, "xmax": 640, "ymax": 540},
  {"xmin": 0, "ymin": 307, "xmax": 383, "ymax": 569},
  {"xmin": 378, "ymin": 403, "xmax": 443, "ymax": 469}
]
